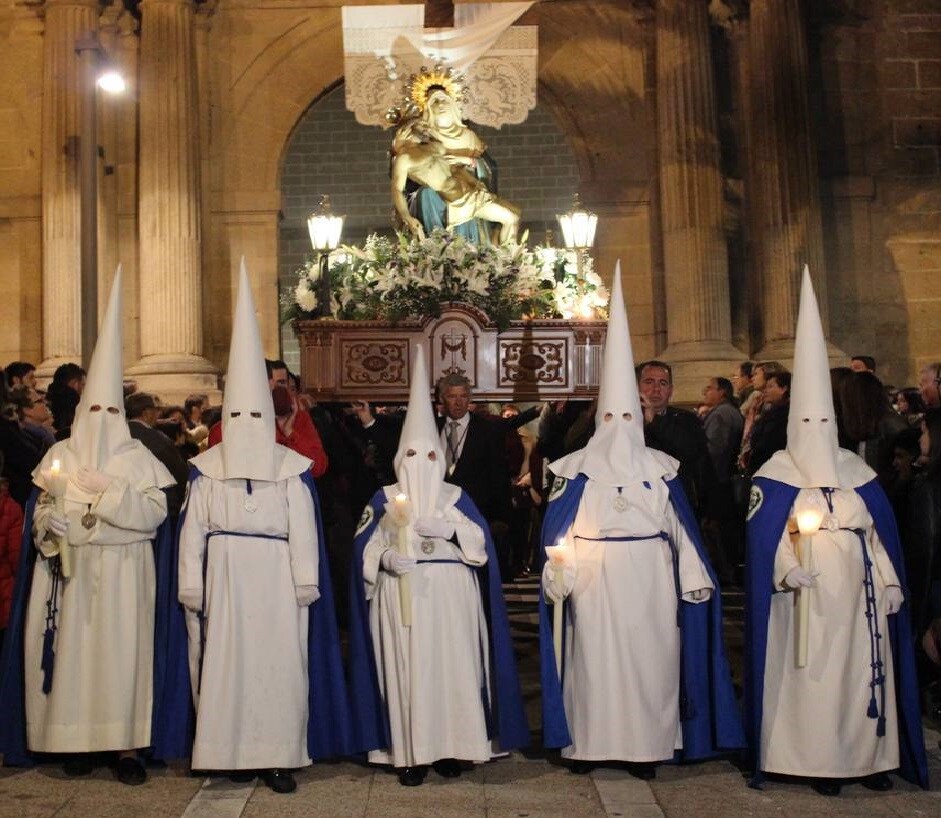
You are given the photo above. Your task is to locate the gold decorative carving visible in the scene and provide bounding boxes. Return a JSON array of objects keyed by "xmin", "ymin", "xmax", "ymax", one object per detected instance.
[
  {"xmin": 342, "ymin": 340, "xmax": 408, "ymax": 387},
  {"xmin": 500, "ymin": 341, "xmax": 567, "ymax": 386}
]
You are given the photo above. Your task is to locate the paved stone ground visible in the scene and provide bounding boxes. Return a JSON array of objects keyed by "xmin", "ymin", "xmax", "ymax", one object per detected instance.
[{"xmin": 2, "ymin": 576, "xmax": 939, "ymax": 818}]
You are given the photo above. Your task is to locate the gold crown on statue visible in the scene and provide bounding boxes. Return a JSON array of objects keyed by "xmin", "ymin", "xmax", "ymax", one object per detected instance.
[{"xmin": 386, "ymin": 64, "xmax": 467, "ymax": 125}]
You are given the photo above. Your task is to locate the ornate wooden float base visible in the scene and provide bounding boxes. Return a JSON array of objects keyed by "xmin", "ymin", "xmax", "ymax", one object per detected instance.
[{"xmin": 295, "ymin": 303, "xmax": 606, "ymax": 402}]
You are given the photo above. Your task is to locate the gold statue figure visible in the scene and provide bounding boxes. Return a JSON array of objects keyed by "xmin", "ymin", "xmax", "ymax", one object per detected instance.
[{"xmin": 390, "ymin": 67, "xmax": 520, "ymax": 245}]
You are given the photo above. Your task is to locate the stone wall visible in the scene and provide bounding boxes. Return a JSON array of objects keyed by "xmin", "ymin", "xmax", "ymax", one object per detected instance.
[
  {"xmin": 877, "ymin": 1, "xmax": 941, "ymax": 384},
  {"xmin": 812, "ymin": 0, "xmax": 941, "ymax": 388}
]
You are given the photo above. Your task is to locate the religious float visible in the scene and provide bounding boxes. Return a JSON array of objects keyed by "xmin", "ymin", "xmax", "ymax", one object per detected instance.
[{"xmin": 289, "ymin": 57, "xmax": 608, "ymax": 402}]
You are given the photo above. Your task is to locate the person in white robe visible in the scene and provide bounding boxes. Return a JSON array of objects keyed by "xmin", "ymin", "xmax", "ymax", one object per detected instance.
[
  {"xmin": 22, "ymin": 270, "xmax": 173, "ymax": 784},
  {"xmin": 350, "ymin": 346, "xmax": 529, "ymax": 786},
  {"xmin": 745, "ymin": 268, "xmax": 927, "ymax": 795},
  {"xmin": 178, "ymin": 262, "xmax": 331, "ymax": 794},
  {"xmin": 540, "ymin": 265, "xmax": 741, "ymax": 777}
]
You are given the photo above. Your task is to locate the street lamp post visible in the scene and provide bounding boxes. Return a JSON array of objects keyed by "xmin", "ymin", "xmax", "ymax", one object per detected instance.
[
  {"xmin": 75, "ymin": 33, "xmax": 126, "ymax": 368},
  {"xmin": 557, "ymin": 193, "xmax": 598, "ymax": 279},
  {"xmin": 306, "ymin": 195, "xmax": 345, "ymax": 319}
]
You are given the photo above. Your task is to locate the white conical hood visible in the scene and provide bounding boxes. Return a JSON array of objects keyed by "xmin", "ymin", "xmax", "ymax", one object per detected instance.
[
  {"xmin": 550, "ymin": 262, "xmax": 675, "ymax": 485},
  {"xmin": 393, "ymin": 345, "xmax": 445, "ymax": 518},
  {"xmin": 783, "ymin": 266, "xmax": 842, "ymax": 488},
  {"xmin": 218, "ymin": 258, "xmax": 278, "ymax": 481},
  {"xmin": 69, "ymin": 265, "xmax": 132, "ymax": 467}
]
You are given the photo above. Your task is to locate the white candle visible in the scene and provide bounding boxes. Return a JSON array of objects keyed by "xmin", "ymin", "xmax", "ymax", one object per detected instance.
[
  {"xmin": 545, "ymin": 539, "xmax": 572, "ymax": 679},
  {"xmin": 794, "ymin": 504, "xmax": 823, "ymax": 668},
  {"xmin": 393, "ymin": 493, "xmax": 412, "ymax": 628},
  {"xmin": 49, "ymin": 459, "xmax": 70, "ymax": 579}
]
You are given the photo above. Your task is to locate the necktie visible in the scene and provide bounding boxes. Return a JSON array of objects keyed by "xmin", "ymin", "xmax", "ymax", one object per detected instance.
[{"xmin": 446, "ymin": 420, "xmax": 460, "ymax": 472}]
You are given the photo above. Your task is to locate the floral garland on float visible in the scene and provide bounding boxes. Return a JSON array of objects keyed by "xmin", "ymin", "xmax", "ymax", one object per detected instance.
[{"xmin": 283, "ymin": 229, "xmax": 609, "ymax": 330}]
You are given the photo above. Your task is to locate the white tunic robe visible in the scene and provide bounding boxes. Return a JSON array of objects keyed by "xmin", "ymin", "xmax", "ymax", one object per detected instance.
[
  {"xmin": 761, "ymin": 488, "xmax": 900, "ymax": 777},
  {"xmin": 178, "ymin": 470, "xmax": 318, "ymax": 770},
  {"xmin": 556, "ymin": 480, "xmax": 713, "ymax": 762},
  {"xmin": 364, "ymin": 486, "xmax": 492, "ymax": 768},
  {"xmin": 25, "ymin": 442, "xmax": 171, "ymax": 752}
]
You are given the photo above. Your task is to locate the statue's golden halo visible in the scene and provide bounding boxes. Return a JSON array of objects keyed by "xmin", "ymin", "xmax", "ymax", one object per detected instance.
[
  {"xmin": 387, "ymin": 64, "xmax": 467, "ymax": 124},
  {"xmin": 406, "ymin": 64, "xmax": 465, "ymax": 112}
]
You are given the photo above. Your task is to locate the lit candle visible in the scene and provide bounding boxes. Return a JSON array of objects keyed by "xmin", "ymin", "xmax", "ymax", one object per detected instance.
[
  {"xmin": 393, "ymin": 493, "xmax": 412, "ymax": 628},
  {"xmin": 48, "ymin": 459, "xmax": 70, "ymax": 579},
  {"xmin": 544, "ymin": 538, "xmax": 572, "ymax": 679},
  {"xmin": 794, "ymin": 501, "xmax": 824, "ymax": 668}
]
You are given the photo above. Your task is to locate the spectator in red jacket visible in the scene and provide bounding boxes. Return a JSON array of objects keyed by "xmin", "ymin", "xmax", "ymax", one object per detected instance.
[{"xmin": 0, "ymin": 476, "xmax": 24, "ymax": 651}]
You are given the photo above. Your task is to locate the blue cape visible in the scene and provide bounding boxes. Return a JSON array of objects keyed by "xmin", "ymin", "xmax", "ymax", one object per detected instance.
[
  {"xmin": 743, "ymin": 477, "xmax": 928, "ymax": 788},
  {"xmin": 347, "ymin": 488, "xmax": 530, "ymax": 755},
  {"xmin": 537, "ymin": 474, "xmax": 745, "ymax": 757},
  {"xmin": 171, "ymin": 466, "xmax": 354, "ymax": 761},
  {"xmin": 0, "ymin": 488, "xmax": 189, "ymax": 763}
]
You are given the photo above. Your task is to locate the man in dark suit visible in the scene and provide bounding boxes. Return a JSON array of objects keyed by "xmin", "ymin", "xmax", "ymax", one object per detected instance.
[
  {"xmin": 437, "ymin": 374, "xmax": 513, "ymax": 577},
  {"xmin": 125, "ymin": 392, "xmax": 190, "ymax": 519},
  {"xmin": 638, "ymin": 360, "xmax": 716, "ymax": 521}
]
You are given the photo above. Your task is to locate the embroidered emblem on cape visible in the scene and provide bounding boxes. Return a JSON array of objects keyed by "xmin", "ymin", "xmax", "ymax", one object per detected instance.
[
  {"xmin": 356, "ymin": 504, "xmax": 375, "ymax": 536},
  {"xmin": 81, "ymin": 512, "xmax": 97, "ymax": 530},
  {"xmin": 421, "ymin": 539, "xmax": 435, "ymax": 555},
  {"xmin": 747, "ymin": 484, "xmax": 763, "ymax": 521},
  {"xmin": 549, "ymin": 476, "xmax": 567, "ymax": 502}
]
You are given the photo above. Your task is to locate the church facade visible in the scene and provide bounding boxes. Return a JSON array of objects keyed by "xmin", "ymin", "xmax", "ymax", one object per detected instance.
[{"xmin": 0, "ymin": 0, "xmax": 938, "ymax": 401}]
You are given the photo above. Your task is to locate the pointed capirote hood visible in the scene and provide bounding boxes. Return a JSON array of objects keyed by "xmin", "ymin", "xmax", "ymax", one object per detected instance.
[
  {"xmin": 68, "ymin": 265, "xmax": 132, "ymax": 468},
  {"xmin": 550, "ymin": 261, "xmax": 676, "ymax": 485},
  {"xmin": 757, "ymin": 265, "xmax": 871, "ymax": 488},
  {"xmin": 392, "ymin": 345, "xmax": 446, "ymax": 518},
  {"xmin": 217, "ymin": 258, "xmax": 279, "ymax": 481}
]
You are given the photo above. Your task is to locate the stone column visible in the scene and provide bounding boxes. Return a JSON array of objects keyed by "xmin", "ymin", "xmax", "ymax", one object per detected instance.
[
  {"xmin": 656, "ymin": 0, "xmax": 742, "ymax": 402},
  {"xmin": 747, "ymin": 0, "xmax": 836, "ymax": 361},
  {"xmin": 37, "ymin": 0, "xmax": 101, "ymax": 379},
  {"xmin": 128, "ymin": 0, "xmax": 217, "ymax": 400}
]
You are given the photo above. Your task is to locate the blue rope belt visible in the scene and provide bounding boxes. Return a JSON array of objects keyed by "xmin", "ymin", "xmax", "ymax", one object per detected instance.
[
  {"xmin": 842, "ymin": 526, "xmax": 889, "ymax": 737},
  {"xmin": 205, "ymin": 530, "xmax": 289, "ymax": 541}
]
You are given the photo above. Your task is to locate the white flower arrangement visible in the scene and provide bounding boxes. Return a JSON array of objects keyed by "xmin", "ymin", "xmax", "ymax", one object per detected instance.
[{"xmin": 283, "ymin": 229, "xmax": 608, "ymax": 328}]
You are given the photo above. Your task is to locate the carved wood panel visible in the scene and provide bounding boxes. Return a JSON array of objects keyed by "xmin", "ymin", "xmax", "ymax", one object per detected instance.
[
  {"xmin": 340, "ymin": 339, "xmax": 409, "ymax": 387},
  {"xmin": 499, "ymin": 340, "xmax": 567, "ymax": 386}
]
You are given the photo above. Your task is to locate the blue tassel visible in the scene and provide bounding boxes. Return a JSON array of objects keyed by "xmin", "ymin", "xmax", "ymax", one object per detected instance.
[
  {"xmin": 40, "ymin": 627, "xmax": 56, "ymax": 694},
  {"xmin": 867, "ymin": 698, "xmax": 878, "ymax": 718},
  {"xmin": 876, "ymin": 716, "xmax": 886, "ymax": 737}
]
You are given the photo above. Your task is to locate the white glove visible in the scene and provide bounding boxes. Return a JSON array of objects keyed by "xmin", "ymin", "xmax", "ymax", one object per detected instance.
[
  {"xmin": 414, "ymin": 516, "xmax": 455, "ymax": 540},
  {"xmin": 295, "ymin": 585, "xmax": 320, "ymax": 607},
  {"xmin": 883, "ymin": 585, "xmax": 904, "ymax": 615},
  {"xmin": 380, "ymin": 549, "xmax": 416, "ymax": 575},
  {"xmin": 73, "ymin": 467, "xmax": 112, "ymax": 495},
  {"xmin": 686, "ymin": 588, "xmax": 711, "ymax": 602},
  {"xmin": 542, "ymin": 560, "xmax": 576, "ymax": 604},
  {"xmin": 782, "ymin": 566, "xmax": 818, "ymax": 589},
  {"xmin": 45, "ymin": 511, "xmax": 68, "ymax": 538},
  {"xmin": 178, "ymin": 588, "xmax": 203, "ymax": 613}
]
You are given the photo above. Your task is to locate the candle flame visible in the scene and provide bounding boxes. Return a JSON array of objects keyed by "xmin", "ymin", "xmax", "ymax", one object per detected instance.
[
  {"xmin": 795, "ymin": 507, "xmax": 824, "ymax": 536},
  {"xmin": 395, "ymin": 493, "xmax": 408, "ymax": 503},
  {"xmin": 51, "ymin": 459, "xmax": 61, "ymax": 475}
]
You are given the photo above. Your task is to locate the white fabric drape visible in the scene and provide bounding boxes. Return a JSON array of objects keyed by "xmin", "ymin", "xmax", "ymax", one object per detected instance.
[{"xmin": 342, "ymin": 3, "xmax": 533, "ymax": 71}]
